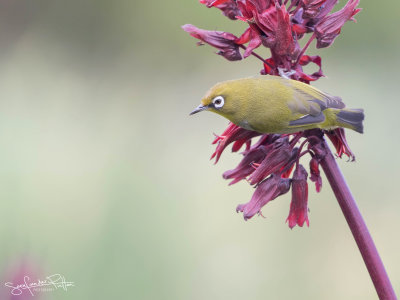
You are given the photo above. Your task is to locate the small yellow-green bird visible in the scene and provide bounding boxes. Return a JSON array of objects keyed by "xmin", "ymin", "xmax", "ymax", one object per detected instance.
[{"xmin": 190, "ymin": 76, "xmax": 364, "ymax": 134}]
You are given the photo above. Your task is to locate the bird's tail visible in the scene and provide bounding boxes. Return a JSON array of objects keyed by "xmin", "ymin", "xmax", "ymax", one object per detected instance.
[{"xmin": 335, "ymin": 108, "xmax": 365, "ymax": 133}]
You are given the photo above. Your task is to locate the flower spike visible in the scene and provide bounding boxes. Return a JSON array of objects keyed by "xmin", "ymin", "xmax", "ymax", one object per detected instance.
[{"xmin": 183, "ymin": 1, "xmax": 398, "ymax": 298}]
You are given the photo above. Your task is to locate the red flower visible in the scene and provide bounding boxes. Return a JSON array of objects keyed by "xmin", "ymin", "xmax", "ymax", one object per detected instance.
[
  {"xmin": 223, "ymin": 145, "xmax": 269, "ymax": 185},
  {"xmin": 315, "ymin": 0, "xmax": 361, "ymax": 48},
  {"xmin": 182, "ymin": 24, "xmax": 242, "ymax": 61},
  {"xmin": 248, "ymin": 137, "xmax": 295, "ymax": 185},
  {"xmin": 325, "ymin": 128, "xmax": 355, "ymax": 160},
  {"xmin": 237, "ymin": 1, "xmax": 295, "ymax": 56},
  {"xmin": 211, "ymin": 123, "xmax": 261, "ymax": 163},
  {"xmin": 237, "ymin": 174, "xmax": 291, "ymax": 221},
  {"xmin": 286, "ymin": 164, "xmax": 310, "ymax": 229}
]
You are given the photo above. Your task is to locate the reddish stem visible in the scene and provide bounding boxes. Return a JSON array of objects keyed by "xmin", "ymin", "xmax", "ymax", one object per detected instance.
[
  {"xmin": 239, "ymin": 45, "xmax": 274, "ymax": 70},
  {"xmin": 295, "ymin": 33, "xmax": 316, "ymax": 65},
  {"xmin": 320, "ymin": 140, "xmax": 397, "ymax": 300},
  {"xmin": 287, "ymin": 0, "xmax": 299, "ymax": 12}
]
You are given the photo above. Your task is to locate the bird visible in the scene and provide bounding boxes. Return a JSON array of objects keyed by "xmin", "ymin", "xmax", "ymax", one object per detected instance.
[{"xmin": 190, "ymin": 76, "xmax": 364, "ymax": 134}]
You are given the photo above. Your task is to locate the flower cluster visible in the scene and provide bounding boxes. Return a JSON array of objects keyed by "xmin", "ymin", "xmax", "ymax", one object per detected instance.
[
  {"xmin": 183, "ymin": 0, "xmax": 360, "ymax": 83},
  {"xmin": 183, "ymin": 0, "xmax": 360, "ymax": 228},
  {"xmin": 211, "ymin": 124, "xmax": 334, "ymax": 228}
]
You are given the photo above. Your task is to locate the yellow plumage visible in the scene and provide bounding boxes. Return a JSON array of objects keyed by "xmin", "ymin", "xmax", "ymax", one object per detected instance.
[{"xmin": 191, "ymin": 76, "xmax": 364, "ymax": 134}]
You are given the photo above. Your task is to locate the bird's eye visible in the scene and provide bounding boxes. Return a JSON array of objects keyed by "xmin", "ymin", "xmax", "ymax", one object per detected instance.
[{"xmin": 212, "ymin": 96, "xmax": 225, "ymax": 109}]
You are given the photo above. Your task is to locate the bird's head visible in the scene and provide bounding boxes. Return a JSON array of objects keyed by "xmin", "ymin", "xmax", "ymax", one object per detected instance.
[{"xmin": 190, "ymin": 80, "xmax": 241, "ymax": 120}]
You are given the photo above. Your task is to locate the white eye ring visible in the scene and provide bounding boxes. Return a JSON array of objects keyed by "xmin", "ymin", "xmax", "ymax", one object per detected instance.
[{"xmin": 212, "ymin": 96, "xmax": 225, "ymax": 109}]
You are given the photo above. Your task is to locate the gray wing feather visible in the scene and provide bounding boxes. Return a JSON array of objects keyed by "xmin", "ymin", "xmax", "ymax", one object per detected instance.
[
  {"xmin": 285, "ymin": 81, "xmax": 344, "ymax": 127},
  {"xmin": 294, "ymin": 88, "xmax": 345, "ymax": 109},
  {"xmin": 289, "ymin": 113, "xmax": 325, "ymax": 126}
]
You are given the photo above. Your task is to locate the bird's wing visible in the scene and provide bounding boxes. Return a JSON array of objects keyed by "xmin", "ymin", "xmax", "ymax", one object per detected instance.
[
  {"xmin": 289, "ymin": 112, "xmax": 326, "ymax": 126},
  {"xmin": 286, "ymin": 81, "xmax": 345, "ymax": 126}
]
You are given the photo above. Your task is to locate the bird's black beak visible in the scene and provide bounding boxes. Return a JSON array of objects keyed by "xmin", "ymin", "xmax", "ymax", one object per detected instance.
[{"xmin": 190, "ymin": 104, "xmax": 207, "ymax": 115}]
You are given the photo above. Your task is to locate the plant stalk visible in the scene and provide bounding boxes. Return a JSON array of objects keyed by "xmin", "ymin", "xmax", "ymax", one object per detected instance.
[{"xmin": 320, "ymin": 139, "xmax": 397, "ymax": 300}]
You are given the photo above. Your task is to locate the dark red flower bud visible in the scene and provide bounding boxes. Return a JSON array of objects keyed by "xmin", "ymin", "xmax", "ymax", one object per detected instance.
[
  {"xmin": 248, "ymin": 137, "xmax": 296, "ymax": 185},
  {"xmin": 309, "ymin": 157, "xmax": 322, "ymax": 192},
  {"xmin": 182, "ymin": 24, "xmax": 242, "ymax": 61},
  {"xmin": 223, "ymin": 145, "xmax": 269, "ymax": 185},
  {"xmin": 286, "ymin": 164, "xmax": 309, "ymax": 229},
  {"xmin": 237, "ymin": 174, "xmax": 291, "ymax": 221},
  {"xmin": 315, "ymin": 0, "xmax": 361, "ymax": 48}
]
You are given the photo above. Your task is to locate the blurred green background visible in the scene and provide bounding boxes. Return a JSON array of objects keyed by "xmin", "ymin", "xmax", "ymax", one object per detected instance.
[{"xmin": 0, "ymin": 0, "xmax": 398, "ymax": 299}]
